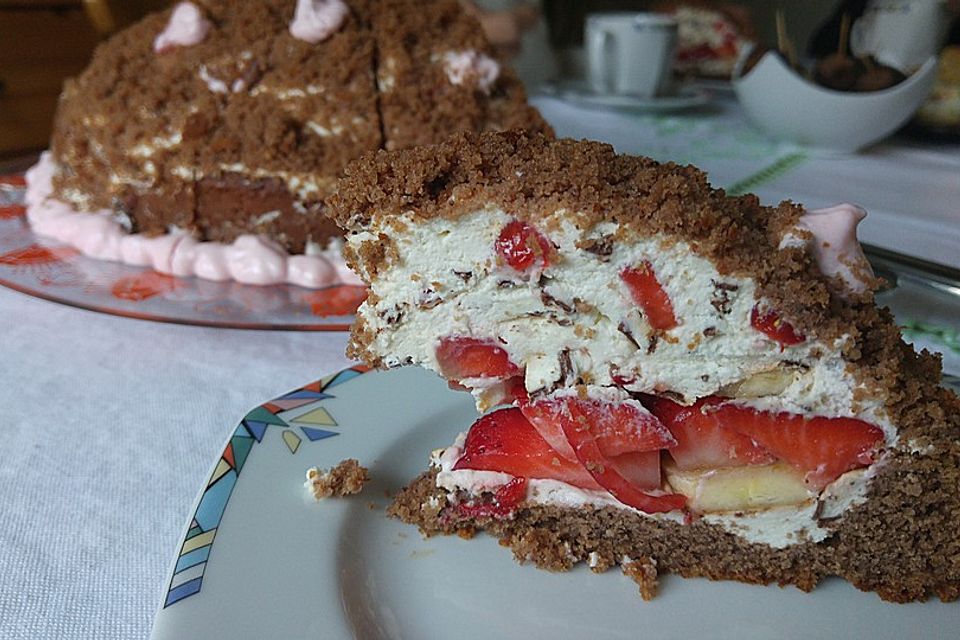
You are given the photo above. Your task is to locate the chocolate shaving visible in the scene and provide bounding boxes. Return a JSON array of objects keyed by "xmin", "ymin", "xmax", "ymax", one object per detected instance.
[
  {"xmin": 540, "ymin": 289, "xmax": 574, "ymax": 313},
  {"xmin": 703, "ymin": 326, "xmax": 717, "ymax": 337},
  {"xmin": 618, "ymin": 321, "xmax": 642, "ymax": 350},
  {"xmin": 710, "ymin": 280, "xmax": 739, "ymax": 315},
  {"xmin": 576, "ymin": 235, "xmax": 614, "ymax": 260},
  {"xmin": 646, "ymin": 334, "xmax": 659, "ymax": 355},
  {"xmin": 524, "ymin": 311, "xmax": 572, "ymax": 326},
  {"xmin": 380, "ymin": 304, "xmax": 406, "ymax": 325},
  {"xmin": 558, "ymin": 349, "xmax": 574, "ymax": 386},
  {"xmin": 418, "ymin": 288, "xmax": 442, "ymax": 309},
  {"xmin": 452, "ymin": 270, "xmax": 473, "ymax": 282},
  {"xmin": 813, "ymin": 498, "xmax": 842, "ymax": 524}
]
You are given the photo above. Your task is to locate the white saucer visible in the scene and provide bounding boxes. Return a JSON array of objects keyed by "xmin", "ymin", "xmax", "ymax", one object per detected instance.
[{"xmin": 541, "ymin": 81, "xmax": 712, "ymax": 112}]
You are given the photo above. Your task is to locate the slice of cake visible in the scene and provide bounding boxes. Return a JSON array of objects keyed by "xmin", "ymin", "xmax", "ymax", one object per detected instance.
[
  {"xmin": 330, "ymin": 130, "xmax": 960, "ymax": 602},
  {"xmin": 27, "ymin": 0, "xmax": 549, "ymax": 287}
]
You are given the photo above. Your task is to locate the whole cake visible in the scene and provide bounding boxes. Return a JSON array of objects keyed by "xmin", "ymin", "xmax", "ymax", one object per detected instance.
[
  {"xmin": 26, "ymin": 0, "xmax": 549, "ymax": 287},
  {"xmin": 330, "ymin": 130, "xmax": 960, "ymax": 602}
]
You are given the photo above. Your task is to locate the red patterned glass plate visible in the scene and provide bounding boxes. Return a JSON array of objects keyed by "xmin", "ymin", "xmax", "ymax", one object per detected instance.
[{"xmin": 0, "ymin": 175, "xmax": 364, "ymax": 330}]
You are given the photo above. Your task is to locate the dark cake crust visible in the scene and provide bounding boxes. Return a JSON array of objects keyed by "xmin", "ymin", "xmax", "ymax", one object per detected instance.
[
  {"xmin": 390, "ymin": 386, "xmax": 960, "ymax": 602},
  {"xmin": 49, "ymin": 0, "xmax": 550, "ymax": 253}
]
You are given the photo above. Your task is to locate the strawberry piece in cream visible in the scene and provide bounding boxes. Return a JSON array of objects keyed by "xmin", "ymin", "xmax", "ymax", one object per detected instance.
[
  {"xmin": 495, "ymin": 220, "xmax": 553, "ymax": 273},
  {"xmin": 436, "ymin": 336, "xmax": 522, "ymax": 380},
  {"xmin": 750, "ymin": 306, "xmax": 805, "ymax": 346},
  {"xmin": 620, "ymin": 261, "xmax": 678, "ymax": 330}
]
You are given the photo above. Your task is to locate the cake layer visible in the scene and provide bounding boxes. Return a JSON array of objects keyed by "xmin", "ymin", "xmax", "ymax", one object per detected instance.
[{"xmin": 342, "ymin": 206, "xmax": 894, "ymax": 444}]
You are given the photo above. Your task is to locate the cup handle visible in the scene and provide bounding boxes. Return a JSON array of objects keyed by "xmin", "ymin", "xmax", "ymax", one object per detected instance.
[{"xmin": 587, "ymin": 26, "xmax": 616, "ymax": 94}]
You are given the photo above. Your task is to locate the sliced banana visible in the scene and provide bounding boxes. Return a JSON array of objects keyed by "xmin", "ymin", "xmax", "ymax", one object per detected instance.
[
  {"xmin": 718, "ymin": 365, "xmax": 803, "ymax": 398},
  {"xmin": 664, "ymin": 461, "xmax": 814, "ymax": 513}
]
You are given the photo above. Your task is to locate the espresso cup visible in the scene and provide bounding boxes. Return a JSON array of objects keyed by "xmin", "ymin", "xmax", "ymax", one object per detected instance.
[{"xmin": 586, "ymin": 12, "xmax": 678, "ymax": 97}]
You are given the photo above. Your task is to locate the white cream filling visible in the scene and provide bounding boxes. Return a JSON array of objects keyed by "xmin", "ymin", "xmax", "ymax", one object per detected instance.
[
  {"xmin": 353, "ymin": 207, "xmax": 902, "ymax": 547},
  {"xmin": 352, "ymin": 207, "xmax": 895, "ymax": 442}
]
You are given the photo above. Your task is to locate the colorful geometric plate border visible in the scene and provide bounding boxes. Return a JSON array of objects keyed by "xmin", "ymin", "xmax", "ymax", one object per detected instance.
[{"xmin": 162, "ymin": 365, "xmax": 370, "ymax": 608}]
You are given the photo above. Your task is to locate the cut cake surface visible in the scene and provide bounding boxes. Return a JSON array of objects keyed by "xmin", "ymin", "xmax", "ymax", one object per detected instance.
[{"xmin": 332, "ymin": 130, "xmax": 960, "ymax": 602}]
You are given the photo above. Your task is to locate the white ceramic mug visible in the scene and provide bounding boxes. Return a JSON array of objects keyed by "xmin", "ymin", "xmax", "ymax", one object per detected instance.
[
  {"xmin": 586, "ymin": 12, "xmax": 678, "ymax": 97},
  {"xmin": 850, "ymin": 0, "xmax": 951, "ymax": 72}
]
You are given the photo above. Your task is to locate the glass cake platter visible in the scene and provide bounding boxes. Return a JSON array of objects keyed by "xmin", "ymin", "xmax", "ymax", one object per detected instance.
[
  {"xmin": 0, "ymin": 171, "xmax": 364, "ymax": 330},
  {"xmin": 150, "ymin": 257, "xmax": 960, "ymax": 639}
]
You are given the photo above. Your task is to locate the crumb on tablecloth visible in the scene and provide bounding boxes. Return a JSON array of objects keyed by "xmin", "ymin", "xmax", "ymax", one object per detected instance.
[{"xmin": 305, "ymin": 459, "xmax": 369, "ymax": 501}]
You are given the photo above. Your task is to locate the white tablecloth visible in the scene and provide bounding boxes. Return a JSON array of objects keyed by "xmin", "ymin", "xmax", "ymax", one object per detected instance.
[
  {"xmin": 2, "ymin": 92, "xmax": 959, "ymax": 639},
  {"xmin": 0, "ymin": 290, "xmax": 352, "ymax": 638}
]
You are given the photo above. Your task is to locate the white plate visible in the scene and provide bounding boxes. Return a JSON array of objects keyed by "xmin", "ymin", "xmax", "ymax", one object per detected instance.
[
  {"xmin": 151, "ymin": 366, "xmax": 959, "ymax": 640},
  {"xmin": 541, "ymin": 81, "xmax": 711, "ymax": 112}
]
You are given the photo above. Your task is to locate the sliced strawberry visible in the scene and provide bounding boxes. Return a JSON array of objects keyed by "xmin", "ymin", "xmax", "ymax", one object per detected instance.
[
  {"xmin": 456, "ymin": 477, "xmax": 528, "ymax": 519},
  {"xmin": 750, "ymin": 305, "xmax": 805, "ymax": 346},
  {"xmin": 522, "ymin": 396, "xmax": 675, "ymax": 461},
  {"xmin": 607, "ymin": 450, "xmax": 662, "ymax": 491},
  {"xmin": 557, "ymin": 409, "xmax": 686, "ymax": 514},
  {"xmin": 519, "ymin": 399, "xmax": 578, "ymax": 460},
  {"xmin": 453, "ymin": 408, "xmax": 602, "ymax": 490},
  {"xmin": 712, "ymin": 404, "xmax": 884, "ymax": 489},
  {"xmin": 495, "ymin": 220, "xmax": 553, "ymax": 272},
  {"xmin": 643, "ymin": 395, "xmax": 775, "ymax": 470},
  {"xmin": 503, "ymin": 376, "xmax": 529, "ymax": 405},
  {"xmin": 620, "ymin": 262, "xmax": 678, "ymax": 330},
  {"xmin": 436, "ymin": 336, "xmax": 522, "ymax": 380}
]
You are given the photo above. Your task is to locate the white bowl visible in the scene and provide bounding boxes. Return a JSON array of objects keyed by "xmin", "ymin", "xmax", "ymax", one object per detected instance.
[{"xmin": 732, "ymin": 51, "xmax": 938, "ymax": 152}]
